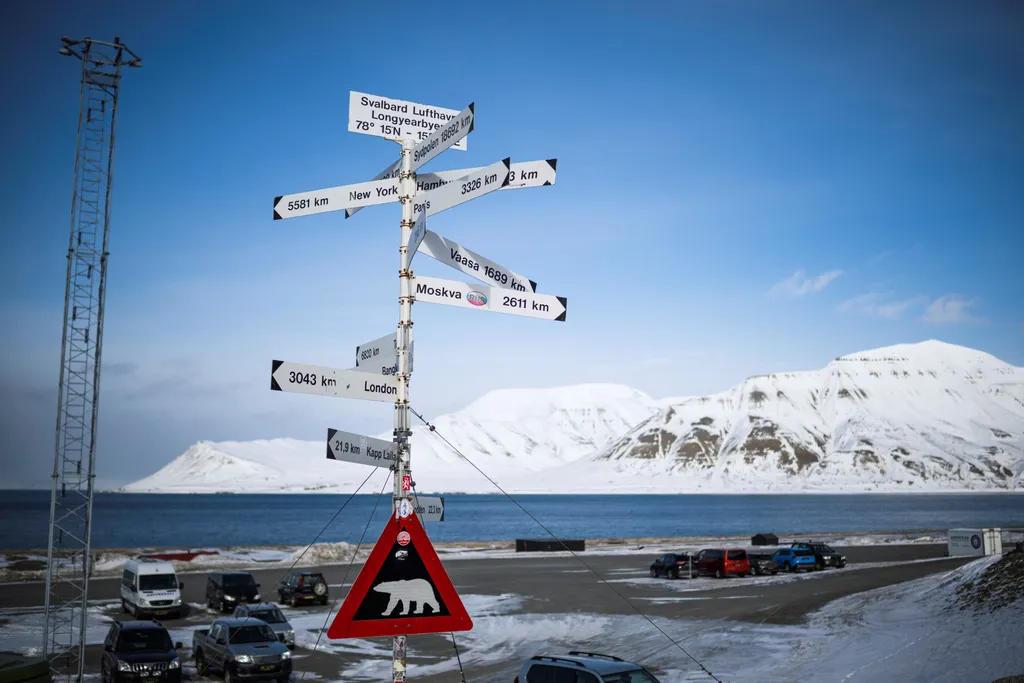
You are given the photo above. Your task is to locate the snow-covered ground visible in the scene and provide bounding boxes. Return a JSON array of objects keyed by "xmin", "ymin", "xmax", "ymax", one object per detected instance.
[
  {"xmin": 4, "ymin": 555, "xmax": 1022, "ymax": 681},
  {"xmin": 118, "ymin": 341, "xmax": 1024, "ymax": 495}
]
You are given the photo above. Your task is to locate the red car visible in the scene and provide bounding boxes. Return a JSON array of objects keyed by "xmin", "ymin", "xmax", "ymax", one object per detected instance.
[{"xmin": 695, "ymin": 548, "xmax": 750, "ymax": 578}]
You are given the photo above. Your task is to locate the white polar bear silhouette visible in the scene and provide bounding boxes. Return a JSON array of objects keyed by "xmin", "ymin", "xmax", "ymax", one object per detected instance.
[{"xmin": 373, "ymin": 579, "xmax": 439, "ymax": 616}]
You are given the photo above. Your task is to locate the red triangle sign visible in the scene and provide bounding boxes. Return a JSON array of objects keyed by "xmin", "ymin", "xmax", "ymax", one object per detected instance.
[{"xmin": 327, "ymin": 510, "xmax": 472, "ymax": 639}]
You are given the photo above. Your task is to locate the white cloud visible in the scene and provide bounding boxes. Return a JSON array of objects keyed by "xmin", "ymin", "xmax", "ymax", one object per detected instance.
[
  {"xmin": 769, "ymin": 269, "xmax": 844, "ymax": 298},
  {"xmin": 838, "ymin": 292, "xmax": 927, "ymax": 319},
  {"xmin": 922, "ymin": 294, "xmax": 984, "ymax": 324}
]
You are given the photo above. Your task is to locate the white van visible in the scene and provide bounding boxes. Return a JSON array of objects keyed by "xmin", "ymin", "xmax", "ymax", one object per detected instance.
[{"xmin": 121, "ymin": 558, "xmax": 184, "ymax": 619}]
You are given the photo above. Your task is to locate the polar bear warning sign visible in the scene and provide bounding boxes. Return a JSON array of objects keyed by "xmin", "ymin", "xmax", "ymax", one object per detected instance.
[{"xmin": 327, "ymin": 510, "xmax": 472, "ymax": 639}]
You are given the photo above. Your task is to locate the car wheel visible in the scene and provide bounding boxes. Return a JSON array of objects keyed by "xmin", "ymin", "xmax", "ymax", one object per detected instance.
[
  {"xmin": 786, "ymin": 562, "xmax": 794, "ymax": 572},
  {"xmin": 224, "ymin": 666, "xmax": 233, "ymax": 683},
  {"xmin": 650, "ymin": 567, "xmax": 657, "ymax": 578},
  {"xmin": 290, "ymin": 595, "xmax": 298, "ymax": 608},
  {"xmin": 671, "ymin": 568, "xmax": 679, "ymax": 580},
  {"xmin": 132, "ymin": 601, "xmax": 141, "ymax": 618},
  {"xmin": 771, "ymin": 570, "xmax": 778, "ymax": 575},
  {"xmin": 195, "ymin": 651, "xmax": 208, "ymax": 677},
  {"xmin": 121, "ymin": 599, "xmax": 128, "ymax": 614},
  {"xmin": 714, "ymin": 568, "xmax": 723, "ymax": 579}
]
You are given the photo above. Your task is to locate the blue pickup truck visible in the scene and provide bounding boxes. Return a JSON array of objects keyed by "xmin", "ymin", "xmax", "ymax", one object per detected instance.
[{"xmin": 192, "ymin": 618, "xmax": 291, "ymax": 683}]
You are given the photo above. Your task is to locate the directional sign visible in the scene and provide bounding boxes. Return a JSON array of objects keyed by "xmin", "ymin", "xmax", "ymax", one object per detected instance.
[
  {"xmin": 412, "ymin": 495, "xmax": 445, "ymax": 523},
  {"xmin": 327, "ymin": 511, "xmax": 472, "ymax": 639},
  {"xmin": 418, "ymin": 230, "xmax": 537, "ymax": 292},
  {"xmin": 354, "ymin": 332, "xmax": 414, "ymax": 376},
  {"xmin": 349, "ymin": 91, "xmax": 468, "ymax": 151},
  {"xmin": 406, "ymin": 211, "xmax": 426, "ymax": 266},
  {"xmin": 417, "ymin": 159, "xmax": 557, "ymax": 194},
  {"xmin": 412, "ymin": 275, "xmax": 566, "ymax": 322},
  {"xmin": 326, "ymin": 428, "xmax": 397, "ymax": 468},
  {"xmin": 345, "ymin": 158, "xmax": 556, "ymax": 220},
  {"xmin": 270, "ymin": 360, "xmax": 398, "ymax": 402},
  {"xmin": 273, "ymin": 177, "xmax": 401, "ymax": 220},
  {"xmin": 413, "ymin": 158, "xmax": 510, "ymax": 219},
  {"xmin": 410, "ymin": 102, "xmax": 474, "ymax": 173}
]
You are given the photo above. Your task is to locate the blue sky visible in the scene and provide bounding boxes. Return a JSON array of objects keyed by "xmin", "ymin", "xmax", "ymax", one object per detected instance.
[{"xmin": 2, "ymin": 1, "xmax": 1022, "ymax": 487}]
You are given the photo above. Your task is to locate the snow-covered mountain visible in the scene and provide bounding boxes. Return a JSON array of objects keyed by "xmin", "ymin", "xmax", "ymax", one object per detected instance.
[
  {"xmin": 588, "ymin": 340, "xmax": 1024, "ymax": 492},
  {"xmin": 121, "ymin": 341, "xmax": 1024, "ymax": 494},
  {"xmin": 121, "ymin": 384, "xmax": 660, "ymax": 494}
]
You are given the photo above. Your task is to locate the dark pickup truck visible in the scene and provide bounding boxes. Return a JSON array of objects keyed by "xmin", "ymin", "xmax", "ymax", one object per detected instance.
[{"xmin": 192, "ymin": 618, "xmax": 291, "ymax": 683}]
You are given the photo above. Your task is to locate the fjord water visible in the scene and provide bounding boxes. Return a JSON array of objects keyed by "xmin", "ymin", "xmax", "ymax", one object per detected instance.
[{"xmin": 1, "ymin": 491, "xmax": 1022, "ymax": 550}]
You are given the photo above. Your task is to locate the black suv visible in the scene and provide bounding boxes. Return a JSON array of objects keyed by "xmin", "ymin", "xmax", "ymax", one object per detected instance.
[
  {"xmin": 649, "ymin": 553, "xmax": 695, "ymax": 579},
  {"xmin": 791, "ymin": 541, "xmax": 847, "ymax": 570},
  {"xmin": 206, "ymin": 571, "xmax": 261, "ymax": 612},
  {"xmin": 101, "ymin": 620, "xmax": 183, "ymax": 683},
  {"xmin": 277, "ymin": 571, "xmax": 328, "ymax": 606}
]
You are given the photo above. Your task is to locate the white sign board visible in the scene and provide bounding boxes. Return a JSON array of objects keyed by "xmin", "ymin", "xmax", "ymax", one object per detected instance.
[
  {"xmin": 412, "ymin": 275, "xmax": 566, "ymax": 321},
  {"xmin": 412, "ymin": 495, "xmax": 445, "ymax": 522},
  {"xmin": 270, "ymin": 360, "xmax": 397, "ymax": 402},
  {"xmin": 947, "ymin": 528, "xmax": 1002, "ymax": 557},
  {"xmin": 346, "ymin": 158, "xmax": 556, "ymax": 220},
  {"xmin": 406, "ymin": 212, "xmax": 426, "ymax": 266},
  {"xmin": 326, "ymin": 428, "xmax": 397, "ymax": 468},
  {"xmin": 354, "ymin": 332, "xmax": 414, "ymax": 376},
  {"xmin": 349, "ymin": 91, "xmax": 468, "ymax": 151},
  {"xmin": 418, "ymin": 230, "xmax": 536, "ymax": 292},
  {"xmin": 417, "ymin": 159, "xmax": 557, "ymax": 194},
  {"xmin": 413, "ymin": 158, "xmax": 510, "ymax": 218},
  {"xmin": 410, "ymin": 102, "xmax": 474, "ymax": 172},
  {"xmin": 273, "ymin": 177, "xmax": 401, "ymax": 220}
]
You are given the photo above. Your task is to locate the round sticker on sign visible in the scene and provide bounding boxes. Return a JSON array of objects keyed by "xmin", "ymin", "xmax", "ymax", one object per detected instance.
[
  {"xmin": 397, "ymin": 531, "xmax": 411, "ymax": 546},
  {"xmin": 397, "ymin": 499, "xmax": 413, "ymax": 519},
  {"xmin": 466, "ymin": 291, "xmax": 487, "ymax": 306}
]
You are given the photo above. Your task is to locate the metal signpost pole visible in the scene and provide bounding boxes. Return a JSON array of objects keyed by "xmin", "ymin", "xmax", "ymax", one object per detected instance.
[{"xmin": 392, "ymin": 137, "xmax": 415, "ymax": 682}]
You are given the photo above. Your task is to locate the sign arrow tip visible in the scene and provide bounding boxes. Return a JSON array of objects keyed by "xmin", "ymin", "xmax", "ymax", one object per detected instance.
[
  {"xmin": 273, "ymin": 196, "xmax": 283, "ymax": 221},
  {"xmin": 546, "ymin": 159, "xmax": 558, "ymax": 170},
  {"xmin": 556, "ymin": 296, "xmax": 567, "ymax": 322}
]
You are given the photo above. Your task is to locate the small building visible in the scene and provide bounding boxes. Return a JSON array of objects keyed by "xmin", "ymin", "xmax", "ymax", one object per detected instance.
[{"xmin": 751, "ymin": 533, "xmax": 779, "ymax": 546}]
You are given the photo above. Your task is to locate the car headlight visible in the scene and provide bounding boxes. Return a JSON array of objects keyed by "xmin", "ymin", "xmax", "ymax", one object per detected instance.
[
  {"xmin": 254, "ymin": 594, "xmax": 260, "ymax": 601},
  {"xmin": 225, "ymin": 595, "xmax": 236, "ymax": 601},
  {"xmin": 169, "ymin": 658, "xmax": 181, "ymax": 670},
  {"xmin": 284, "ymin": 630, "xmax": 294, "ymax": 638},
  {"xmin": 117, "ymin": 662, "xmax": 132, "ymax": 672},
  {"xmin": 234, "ymin": 655, "xmax": 253, "ymax": 664},
  {"xmin": 281, "ymin": 651, "xmax": 291, "ymax": 660}
]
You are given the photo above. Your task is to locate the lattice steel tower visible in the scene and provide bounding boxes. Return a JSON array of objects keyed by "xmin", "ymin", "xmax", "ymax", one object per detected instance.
[{"xmin": 43, "ymin": 36, "xmax": 140, "ymax": 683}]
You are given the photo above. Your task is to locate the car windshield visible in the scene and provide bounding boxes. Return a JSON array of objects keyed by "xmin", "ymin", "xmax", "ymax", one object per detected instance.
[
  {"xmin": 248, "ymin": 608, "xmax": 286, "ymax": 624},
  {"xmin": 821, "ymin": 545, "xmax": 836, "ymax": 553},
  {"xmin": 223, "ymin": 574, "xmax": 256, "ymax": 587},
  {"xmin": 139, "ymin": 574, "xmax": 177, "ymax": 591},
  {"xmin": 117, "ymin": 629, "xmax": 172, "ymax": 651},
  {"xmin": 603, "ymin": 670, "xmax": 661, "ymax": 683},
  {"xmin": 229, "ymin": 625, "xmax": 276, "ymax": 644}
]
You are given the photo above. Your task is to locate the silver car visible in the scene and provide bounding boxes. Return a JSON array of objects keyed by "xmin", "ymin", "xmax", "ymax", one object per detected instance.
[{"xmin": 232, "ymin": 603, "xmax": 295, "ymax": 648}]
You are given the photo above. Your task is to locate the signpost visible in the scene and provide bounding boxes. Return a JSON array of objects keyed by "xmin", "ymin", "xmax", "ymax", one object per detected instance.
[
  {"xmin": 412, "ymin": 275, "xmax": 567, "ymax": 321},
  {"xmin": 417, "ymin": 230, "xmax": 537, "ymax": 292},
  {"xmin": 270, "ymin": 91, "xmax": 562, "ymax": 683}
]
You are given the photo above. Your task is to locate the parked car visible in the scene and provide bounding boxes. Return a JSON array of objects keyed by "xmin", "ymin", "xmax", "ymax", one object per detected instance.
[
  {"xmin": 121, "ymin": 558, "xmax": 185, "ymax": 619},
  {"xmin": 514, "ymin": 651, "xmax": 661, "ymax": 683},
  {"xmin": 233, "ymin": 603, "xmax": 295, "ymax": 648},
  {"xmin": 695, "ymin": 548, "xmax": 750, "ymax": 578},
  {"xmin": 791, "ymin": 541, "xmax": 847, "ymax": 569},
  {"xmin": 207, "ymin": 571, "xmax": 262, "ymax": 613},
  {"xmin": 192, "ymin": 618, "xmax": 291, "ymax": 683},
  {"xmin": 101, "ymin": 620, "xmax": 182, "ymax": 683},
  {"xmin": 649, "ymin": 552, "xmax": 695, "ymax": 579},
  {"xmin": 747, "ymin": 553, "xmax": 779, "ymax": 576},
  {"xmin": 277, "ymin": 571, "xmax": 328, "ymax": 606},
  {"xmin": 772, "ymin": 547, "xmax": 817, "ymax": 572}
]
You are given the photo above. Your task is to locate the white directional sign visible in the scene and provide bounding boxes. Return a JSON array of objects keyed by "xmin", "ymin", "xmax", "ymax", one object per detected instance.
[
  {"xmin": 412, "ymin": 495, "xmax": 445, "ymax": 522},
  {"xmin": 418, "ymin": 230, "xmax": 536, "ymax": 292},
  {"xmin": 353, "ymin": 332, "xmax": 414, "ymax": 376},
  {"xmin": 270, "ymin": 360, "xmax": 397, "ymax": 402},
  {"xmin": 406, "ymin": 212, "xmax": 426, "ymax": 266},
  {"xmin": 412, "ymin": 275, "xmax": 566, "ymax": 322},
  {"xmin": 417, "ymin": 159, "xmax": 557, "ymax": 194},
  {"xmin": 345, "ymin": 158, "xmax": 556, "ymax": 220},
  {"xmin": 413, "ymin": 158, "xmax": 510, "ymax": 219},
  {"xmin": 349, "ymin": 92, "xmax": 468, "ymax": 151},
  {"xmin": 326, "ymin": 428, "xmax": 397, "ymax": 468},
  {"xmin": 273, "ymin": 177, "xmax": 401, "ymax": 220},
  {"xmin": 410, "ymin": 102, "xmax": 474, "ymax": 173}
]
